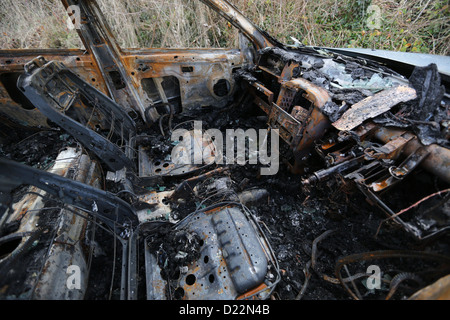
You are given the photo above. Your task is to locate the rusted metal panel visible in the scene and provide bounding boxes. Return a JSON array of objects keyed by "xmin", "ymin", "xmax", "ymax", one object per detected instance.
[
  {"xmin": 145, "ymin": 205, "xmax": 278, "ymax": 300},
  {"xmin": 364, "ymin": 134, "xmax": 414, "ymax": 160},
  {"xmin": 284, "ymin": 78, "xmax": 332, "ymax": 172},
  {"xmin": 61, "ymin": 0, "xmax": 148, "ymax": 120},
  {"xmin": 18, "ymin": 56, "xmax": 137, "ymax": 172},
  {"xmin": 246, "ymin": 61, "xmax": 333, "ymax": 172},
  {"xmin": 0, "ymin": 49, "xmax": 109, "ymax": 93},
  {"xmin": 0, "ymin": 24, "xmax": 244, "ymax": 128},
  {"xmin": 409, "ymin": 275, "xmax": 450, "ymax": 300},
  {"xmin": 373, "ymin": 126, "xmax": 450, "ymax": 183},
  {"xmin": 369, "ymin": 146, "xmax": 430, "ymax": 192},
  {"xmin": 284, "ymin": 78, "xmax": 331, "ymax": 109},
  {"xmin": 267, "ymin": 101, "xmax": 301, "ymax": 144},
  {"xmin": 0, "ymin": 50, "xmax": 108, "ymax": 128}
]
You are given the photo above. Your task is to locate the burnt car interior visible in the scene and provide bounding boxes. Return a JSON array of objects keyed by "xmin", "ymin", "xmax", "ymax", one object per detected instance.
[{"xmin": 0, "ymin": 0, "xmax": 449, "ymax": 300}]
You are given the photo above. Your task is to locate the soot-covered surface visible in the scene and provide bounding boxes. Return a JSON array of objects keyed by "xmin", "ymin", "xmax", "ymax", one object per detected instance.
[
  {"xmin": 129, "ymin": 104, "xmax": 450, "ymax": 300},
  {"xmin": 1, "ymin": 70, "xmax": 449, "ymax": 301}
]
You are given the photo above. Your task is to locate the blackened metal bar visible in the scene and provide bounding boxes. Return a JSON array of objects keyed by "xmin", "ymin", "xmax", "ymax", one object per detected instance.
[
  {"xmin": 0, "ymin": 158, "xmax": 138, "ymax": 235},
  {"xmin": 18, "ymin": 57, "xmax": 136, "ymax": 172}
]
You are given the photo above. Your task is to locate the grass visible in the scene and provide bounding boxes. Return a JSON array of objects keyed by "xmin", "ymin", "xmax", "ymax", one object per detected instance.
[
  {"xmin": 0, "ymin": 0, "xmax": 82, "ymax": 49},
  {"xmin": 0, "ymin": 0, "xmax": 449, "ymax": 55}
]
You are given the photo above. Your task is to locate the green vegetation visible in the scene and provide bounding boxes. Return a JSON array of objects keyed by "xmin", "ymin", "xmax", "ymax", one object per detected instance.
[
  {"xmin": 238, "ymin": 0, "xmax": 449, "ymax": 55},
  {"xmin": 0, "ymin": 0, "xmax": 448, "ymax": 55}
]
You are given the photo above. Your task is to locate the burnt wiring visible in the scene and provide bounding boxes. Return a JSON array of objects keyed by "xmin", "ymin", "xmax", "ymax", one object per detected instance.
[
  {"xmin": 385, "ymin": 272, "xmax": 423, "ymax": 300},
  {"xmin": 334, "ymin": 250, "xmax": 450, "ymax": 300},
  {"xmin": 311, "ymin": 229, "xmax": 336, "ymax": 270},
  {"xmin": 295, "ymin": 260, "xmax": 311, "ymax": 300},
  {"xmin": 159, "ymin": 113, "xmax": 169, "ymax": 137},
  {"xmin": 9, "ymin": 188, "xmax": 129, "ymax": 241},
  {"xmin": 157, "ymin": 103, "xmax": 175, "ymax": 138},
  {"xmin": 375, "ymin": 188, "xmax": 450, "ymax": 238},
  {"xmin": 109, "ymin": 216, "xmax": 117, "ymax": 300},
  {"xmin": 295, "ymin": 229, "xmax": 370, "ymax": 299},
  {"xmin": 292, "ymin": 229, "xmax": 448, "ymax": 300}
]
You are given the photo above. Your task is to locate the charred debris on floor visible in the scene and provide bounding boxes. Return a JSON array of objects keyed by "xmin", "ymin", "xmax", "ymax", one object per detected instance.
[{"xmin": 0, "ymin": 0, "xmax": 449, "ymax": 301}]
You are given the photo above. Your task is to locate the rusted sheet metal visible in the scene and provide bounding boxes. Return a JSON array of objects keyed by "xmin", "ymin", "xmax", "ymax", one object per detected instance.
[
  {"xmin": 0, "ymin": 49, "xmax": 242, "ymax": 126},
  {"xmin": 18, "ymin": 56, "xmax": 136, "ymax": 172},
  {"xmin": 136, "ymin": 190, "xmax": 174, "ymax": 223},
  {"xmin": 276, "ymin": 86, "xmax": 296, "ymax": 111},
  {"xmin": 279, "ymin": 62, "xmax": 300, "ymax": 81},
  {"xmin": 249, "ymin": 63, "xmax": 332, "ymax": 172},
  {"xmin": 364, "ymin": 134, "xmax": 414, "ymax": 160},
  {"xmin": 0, "ymin": 97, "xmax": 48, "ymax": 128},
  {"xmin": 409, "ymin": 274, "xmax": 450, "ymax": 300},
  {"xmin": 250, "ymin": 81, "xmax": 274, "ymax": 104},
  {"xmin": 275, "ymin": 63, "xmax": 302, "ymax": 110},
  {"xmin": 176, "ymin": 205, "xmax": 272, "ymax": 299},
  {"xmin": 332, "ymin": 86, "xmax": 417, "ymax": 131},
  {"xmin": 0, "ymin": 49, "xmax": 109, "ymax": 94},
  {"xmin": 130, "ymin": 54, "xmax": 239, "ymax": 114},
  {"xmin": 145, "ymin": 204, "xmax": 277, "ymax": 300},
  {"xmin": 285, "ymin": 78, "xmax": 332, "ymax": 173},
  {"xmin": 369, "ymin": 146, "xmax": 430, "ymax": 192},
  {"xmin": 291, "ymin": 105, "xmax": 309, "ymax": 123},
  {"xmin": 373, "ymin": 125, "xmax": 450, "ymax": 183},
  {"xmin": 266, "ymin": 101, "xmax": 301, "ymax": 144},
  {"xmin": 0, "ymin": 50, "xmax": 108, "ymax": 128},
  {"xmin": 284, "ymin": 78, "xmax": 331, "ymax": 108},
  {"xmin": 0, "ymin": 7, "xmax": 244, "ymax": 126},
  {"xmin": 61, "ymin": 0, "xmax": 149, "ymax": 120},
  {"xmin": 0, "ymin": 49, "xmax": 93, "ymax": 71},
  {"xmin": 292, "ymin": 104, "xmax": 330, "ymax": 173},
  {"xmin": 124, "ymin": 51, "xmax": 242, "ymax": 112}
]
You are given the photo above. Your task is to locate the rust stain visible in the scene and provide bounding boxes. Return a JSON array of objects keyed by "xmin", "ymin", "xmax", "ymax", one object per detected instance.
[
  {"xmin": 321, "ymin": 141, "xmax": 337, "ymax": 150},
  {"xmin": 284, "ymin": 78, "xmax": 330, "ymax": 108},
  {"xmin": 236, "ymin": 283, "xmax": 268, "ymax": 300}
]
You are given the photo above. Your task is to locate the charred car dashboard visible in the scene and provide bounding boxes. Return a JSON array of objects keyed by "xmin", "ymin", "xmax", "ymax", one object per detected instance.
[{"xmin": 0, "ymin": 0, "xmax": 449, "ymax": 300}]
